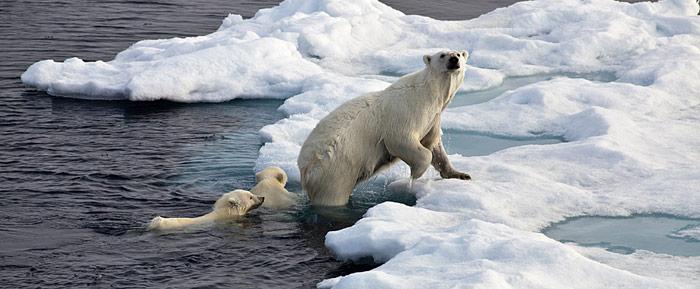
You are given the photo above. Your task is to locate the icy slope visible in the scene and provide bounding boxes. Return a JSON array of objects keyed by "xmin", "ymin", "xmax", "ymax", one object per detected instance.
[{"xmin": 21, "ymin": 0, "xmax": 700, "ymax": 288}]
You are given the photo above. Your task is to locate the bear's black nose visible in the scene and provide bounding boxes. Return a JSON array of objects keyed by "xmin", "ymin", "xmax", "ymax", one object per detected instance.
[{"xmin": 449, "ymin": 56, "xmax": 458, "ymax": 63}]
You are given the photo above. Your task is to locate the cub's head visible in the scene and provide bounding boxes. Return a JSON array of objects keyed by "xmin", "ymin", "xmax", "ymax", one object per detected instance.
[
  {"xmin": 213, "ymin": 189, "xmax": 265, "ymax": 216},
  {"xmin": 423, "ymin": 50, "xmax": 469, "ymax": 73},
  {"xmin": 255, "ymin": 166, "xmax": 288, "ymax": 186}
]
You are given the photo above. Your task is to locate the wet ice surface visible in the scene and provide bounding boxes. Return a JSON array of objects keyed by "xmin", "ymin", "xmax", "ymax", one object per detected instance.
[
  {"xmin": 443, "ymin": 131, "xmax": 563, "ymax": 157},
  {"xmin": 449, "ymin": 71, "xmax": 617, "ymax": 107},
  {"xmin": 544, "ymin": 215, "xmax": 700, "ymax": 256}
]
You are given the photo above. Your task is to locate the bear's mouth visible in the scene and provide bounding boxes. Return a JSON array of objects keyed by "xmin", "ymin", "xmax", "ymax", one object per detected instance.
[{"xmin": 447, "ymin": 63, "xmax": 460, "ymax": 70}]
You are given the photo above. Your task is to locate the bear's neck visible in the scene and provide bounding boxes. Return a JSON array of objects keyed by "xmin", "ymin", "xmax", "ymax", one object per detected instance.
[
  {"xmin": 424, "ymin": 69, "xmax": 464, "ymax": 109},
  {"xmin": 386, "ymin": 68, "xmax": 464, "ymax": 109}
]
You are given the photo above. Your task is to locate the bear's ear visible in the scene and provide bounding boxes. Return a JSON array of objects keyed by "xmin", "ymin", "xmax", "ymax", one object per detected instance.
[
  {"xmin": 423, "ymin": 55, "xmax": 431, "ymax": 66},
  {"xmin": 461, "ymin": 50, "xmax": 469, "ymax": 58},
  {"xmin": 228, "ymin": 198, "xmax": 240, "ymax": 208}
]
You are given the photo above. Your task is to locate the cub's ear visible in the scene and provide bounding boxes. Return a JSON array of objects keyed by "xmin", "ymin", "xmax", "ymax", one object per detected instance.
[
  {"xmin": 461, "ymin": 50, "xmax": 469, "ymax": 58},
  {"xmin": 228, "ymin": 198, "xmax": 240, "ymax": 208},
  {"xmin": 275, "ymin": 171, "xmax": 287, "ymax": 185},
  {"xmin": 423, "ymin": 55, "xmax": 431, "ymax": 66}
]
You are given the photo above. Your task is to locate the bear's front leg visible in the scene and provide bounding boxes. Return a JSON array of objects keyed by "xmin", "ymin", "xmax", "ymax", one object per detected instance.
[
  {"xmin": 385, "ymin": 137, "xmax": 432, "ymax": 179},
  {"xmin": 431, "ymin": 139, "xmax": 471, "ymax": 180}
]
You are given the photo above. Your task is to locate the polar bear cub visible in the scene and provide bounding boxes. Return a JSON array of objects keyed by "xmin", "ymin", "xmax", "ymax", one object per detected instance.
[
  {"xmin": 250, "ymin": 166, "xmax": 297, "ymax": 209},
  {"xmin": 147, "ymin": 189, "xmax": 264, "ymax": 231}
]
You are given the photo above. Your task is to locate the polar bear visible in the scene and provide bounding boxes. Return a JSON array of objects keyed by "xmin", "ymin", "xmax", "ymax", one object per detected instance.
[
  {"xmin": 298, "ymin": 50, "xmax": 471, "ymax": 206},
  {"xmin": 147, "ymin": 189, "xmax": 264, "ymax": 231},
  {"xmin": 250, "ymin": 166, "xmax": 297, "ymax": 209}
]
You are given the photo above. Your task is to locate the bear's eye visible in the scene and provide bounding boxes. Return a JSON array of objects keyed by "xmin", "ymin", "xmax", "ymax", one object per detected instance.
[
  {"xmin": 440, "ymin": 54, "xmax": 445, "ymax": 58},
  {"xmin": 249, "ymin": 196, "xmax": 253, "ymax": 200}
]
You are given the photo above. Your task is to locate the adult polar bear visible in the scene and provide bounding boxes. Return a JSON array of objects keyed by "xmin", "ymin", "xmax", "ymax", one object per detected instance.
[{"xmin": 298, "ymin": 50, "xmax": 471, "ymax": 206}]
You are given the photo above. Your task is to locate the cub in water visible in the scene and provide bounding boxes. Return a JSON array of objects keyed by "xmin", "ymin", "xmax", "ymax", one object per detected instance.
[
  {"xmin": 148, "ymin": 189, "xmax": 264, "ymax": 231},
  {"xmin": 251, "ymin": 166, "xmax": 297, "ymax": 209}
]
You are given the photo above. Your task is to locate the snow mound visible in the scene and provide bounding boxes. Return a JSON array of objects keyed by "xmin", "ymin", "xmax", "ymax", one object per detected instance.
[{"xmin": 22, "ymin": 37, "xmax": 322, "ymax": 101}]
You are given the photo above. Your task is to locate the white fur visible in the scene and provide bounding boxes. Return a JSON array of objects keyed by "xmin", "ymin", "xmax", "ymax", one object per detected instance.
[
  {"xmin": 298, "ymin": 50, "xmax": 471, "ymax": 206},
  {"xmin": 147, "ymin": 189, "xmax": 264, "ymax": 231},
  {"xmin": 250, "ymin": 166, "xmax": 297, "ymax": 209}
]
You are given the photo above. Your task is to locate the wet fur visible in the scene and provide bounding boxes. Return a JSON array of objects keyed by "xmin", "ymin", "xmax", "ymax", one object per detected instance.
[
  {"xmin": 250, "ymin": 166, "xmax": 297, "ymax": 209},
  {"xmin": 147, "ymin": 190, "xmax": 264, "ymax": 231}
]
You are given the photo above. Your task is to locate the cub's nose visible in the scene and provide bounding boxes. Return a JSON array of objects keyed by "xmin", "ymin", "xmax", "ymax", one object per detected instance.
[{"xmin": 449, "ymin": 56, "xmax": 458, "ymax": 63}]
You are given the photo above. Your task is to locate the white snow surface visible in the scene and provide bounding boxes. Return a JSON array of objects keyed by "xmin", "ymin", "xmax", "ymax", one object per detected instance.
[{"xmin": 22, "ymin": 0, "xmax": 700, "ymax": 288}]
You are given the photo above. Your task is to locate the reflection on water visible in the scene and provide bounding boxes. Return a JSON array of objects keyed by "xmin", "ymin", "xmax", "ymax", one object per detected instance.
[{"xmin": 543, "ymin": 215, "xmax": 700, "ymax": 257}]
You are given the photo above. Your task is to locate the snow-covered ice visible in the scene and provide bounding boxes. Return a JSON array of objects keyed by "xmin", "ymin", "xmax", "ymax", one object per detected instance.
[{"xmin": 21, "ymin": 0, "xmax": 700, "ymax": 288}]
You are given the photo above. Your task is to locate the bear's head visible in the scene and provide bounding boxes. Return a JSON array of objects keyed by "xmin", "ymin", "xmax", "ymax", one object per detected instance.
[
  {"xmin": 213, "ymin": 189, "xmax": 265, "ymax": 216},
  {"xmin": 423, "ymin": 50, "xmax": 469, "ymax": 73},
  {"xmin": 255, "ymin": 166, "xmax": 288, "ymax": 186}
]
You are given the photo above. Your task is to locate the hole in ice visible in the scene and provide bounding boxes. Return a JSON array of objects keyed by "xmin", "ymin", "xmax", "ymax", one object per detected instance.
[
  {"xmin": 449, "ymin": 71, "xmax": 617, "ymax": 107},
  {"xmin": 288, "ymin": 179, "xmax": 417, "ymax": 225},
  {"xmin": 442, "ymin": 130, "xmax": 563, "ymax": 157},
  {"xmin": 543, "ymin": 215, "xmax": 700, "ymax": 257}
]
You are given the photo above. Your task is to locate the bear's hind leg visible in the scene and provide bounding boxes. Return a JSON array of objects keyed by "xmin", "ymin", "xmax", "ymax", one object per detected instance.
[
  {"xmin": 307, "ymin": 180, "xmax": 355, "ymax": 206},
  {"xmin": 303, "ymin": 165, "xmax": 356, "ymax": 207}
]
